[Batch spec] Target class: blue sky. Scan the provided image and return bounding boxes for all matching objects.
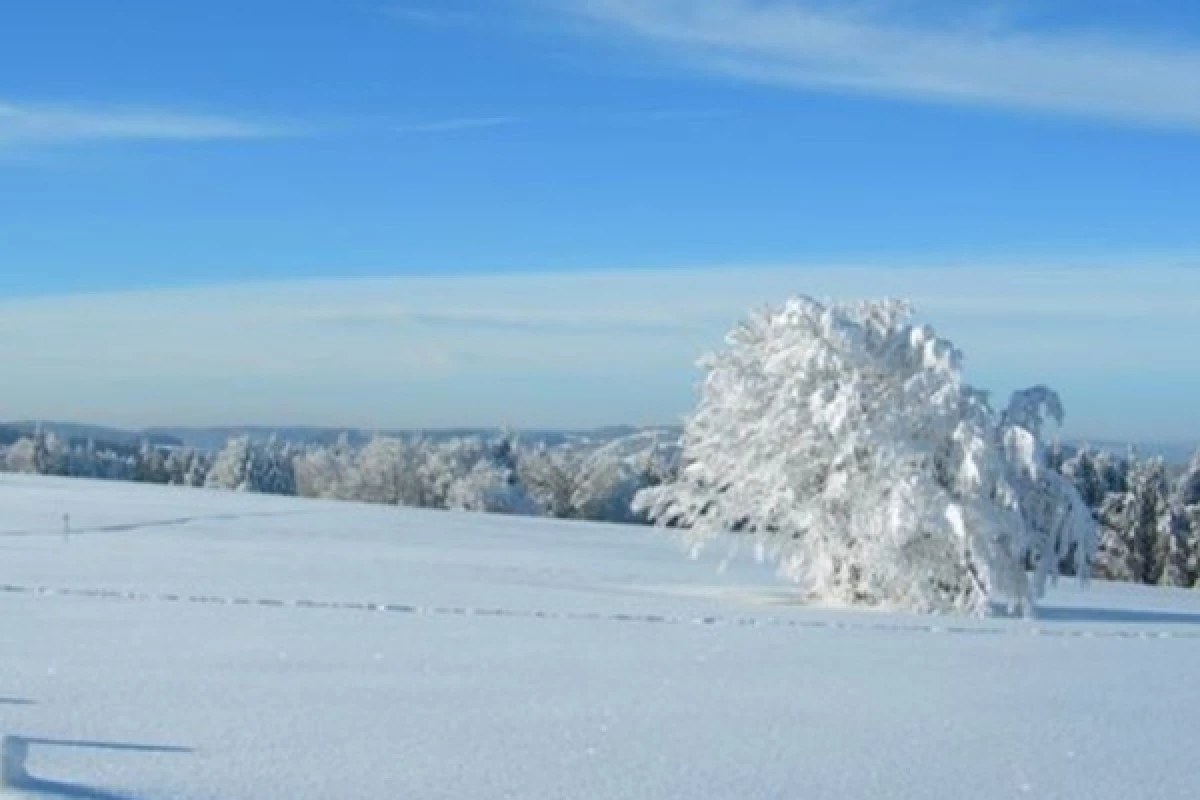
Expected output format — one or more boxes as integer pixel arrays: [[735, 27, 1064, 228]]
[[2, 0, 1199, 442]]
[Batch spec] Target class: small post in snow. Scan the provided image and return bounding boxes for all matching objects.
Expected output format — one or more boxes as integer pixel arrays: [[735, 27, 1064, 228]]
[[0, 735, 29, 787], [62, 513, 70, 543]]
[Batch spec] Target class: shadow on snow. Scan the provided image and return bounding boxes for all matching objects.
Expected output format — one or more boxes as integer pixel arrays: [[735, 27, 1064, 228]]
[[1, 735, 193, 800], [1036, 605, 1200, 626]]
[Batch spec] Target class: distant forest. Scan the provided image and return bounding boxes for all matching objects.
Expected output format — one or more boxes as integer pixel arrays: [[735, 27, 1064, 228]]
[[2, 422, 1199, 591]]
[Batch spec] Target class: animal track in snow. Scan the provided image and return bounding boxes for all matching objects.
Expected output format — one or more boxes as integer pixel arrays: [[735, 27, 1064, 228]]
[[1, 582, 1198, 641], [0, 510, 309, 538]]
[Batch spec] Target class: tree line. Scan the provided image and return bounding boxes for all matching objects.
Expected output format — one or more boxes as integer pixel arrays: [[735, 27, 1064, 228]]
[[1057, 446, 1199, 587], [3, 422, 1198, 591], [0, 427, 678, 524]]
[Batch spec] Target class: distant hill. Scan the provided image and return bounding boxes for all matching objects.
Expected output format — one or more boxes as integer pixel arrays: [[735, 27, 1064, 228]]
[[0, 424, 23, 446], [145, 425, 669, 452], [4, 421, 1191, 463], [5, 421, 183, 449], [0, 422, 676, 453], [1064, 439, 1196, 465], [144, 426, 374, 452]]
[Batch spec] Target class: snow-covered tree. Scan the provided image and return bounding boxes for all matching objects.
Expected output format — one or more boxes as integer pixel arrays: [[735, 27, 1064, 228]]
[[998, 388, 1096, 586], [568, 432, 679, 523], [1061, 447, 1107, 510], [518, 445, 586, 519], [293, 433, 535, 513], [60, 439, 136, 482], [1093, 492, 1138, 583], [249, 436, 297, 496], [1092, 455, 1173, 584], [1175, 450, 1200, 509], [162, 447, 210, 487], [1184, 508, 1200, 587], [1174, 451, 1200, 586], [572, 453, 640, 522], [417, 437, 494, 509], [294, 434, 358, 500], [445, 459, 535, 514], [634, 296, 1095, 616], [3, 438, 38, 474], [356, 436, 423, 506], [206, 436, 252, 491], [134, 440, 169, 484], [0, 430, 69, 476], [206, 436, 296, 495], [1155, 506, 1192, 588], [66, 439, 100, 479], [32, 428, 68, 476]]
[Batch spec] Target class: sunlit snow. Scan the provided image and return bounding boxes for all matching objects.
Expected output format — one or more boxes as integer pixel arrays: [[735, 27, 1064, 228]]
[[2, 475, 1198, 799]]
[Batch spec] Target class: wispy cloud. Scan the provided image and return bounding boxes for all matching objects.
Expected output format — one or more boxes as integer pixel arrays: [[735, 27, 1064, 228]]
[[0, 264, 1197, 436], [560, 0, 1200, 130], [0, 101, 289, 148], [393, 115, 520, 134], [308, 305, 707, 335], [391, 108, 735, 135]]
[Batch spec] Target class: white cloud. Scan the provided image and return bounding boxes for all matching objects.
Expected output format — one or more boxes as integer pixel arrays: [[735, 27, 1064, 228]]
[[307, 304, 704, 334], [0, 264, 1196, 436], [0, 102, 289, 148], [562, 0, 1200, 130], [392, 109, 740, 135]]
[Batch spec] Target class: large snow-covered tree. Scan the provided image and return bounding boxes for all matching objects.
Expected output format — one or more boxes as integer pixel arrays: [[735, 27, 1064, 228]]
[[634, 296, 1095, 616]]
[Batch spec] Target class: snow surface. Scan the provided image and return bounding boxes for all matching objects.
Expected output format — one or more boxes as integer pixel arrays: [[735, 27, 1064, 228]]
[[2, 474, 1199, 799]]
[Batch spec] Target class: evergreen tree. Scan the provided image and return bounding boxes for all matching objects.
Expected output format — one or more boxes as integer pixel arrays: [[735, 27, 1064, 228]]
[[1176, 449, 1200, 508], [1093, 455, 1174, 585]]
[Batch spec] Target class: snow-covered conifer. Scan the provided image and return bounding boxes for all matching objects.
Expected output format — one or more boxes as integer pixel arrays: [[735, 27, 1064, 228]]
[[1176, 450, 1200, 509], [206, 436, 295, 495], [1155, 506, 1192, 587], [248, 436, 297, 496], [135, 440, 169, 484], [1061, 447, 1107, 510], [1093, 455, 1172, 584]]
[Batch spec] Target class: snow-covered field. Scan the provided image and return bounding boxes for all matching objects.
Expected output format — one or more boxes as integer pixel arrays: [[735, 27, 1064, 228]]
[[2, 475, 1199, 799]]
